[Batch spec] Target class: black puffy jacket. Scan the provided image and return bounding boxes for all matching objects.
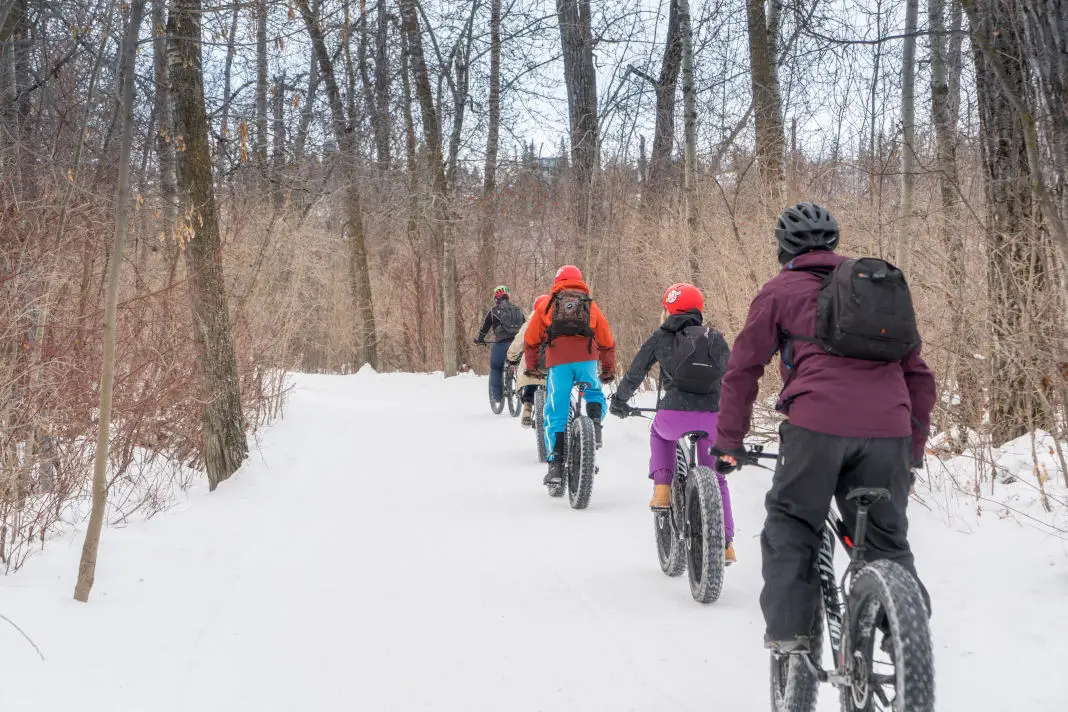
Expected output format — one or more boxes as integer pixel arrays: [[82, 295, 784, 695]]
[[613, 310, 730, 412], [477, 300, 524, 343]]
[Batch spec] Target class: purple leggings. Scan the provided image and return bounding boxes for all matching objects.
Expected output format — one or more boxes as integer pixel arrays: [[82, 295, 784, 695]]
[[649, 409, 734, 541]]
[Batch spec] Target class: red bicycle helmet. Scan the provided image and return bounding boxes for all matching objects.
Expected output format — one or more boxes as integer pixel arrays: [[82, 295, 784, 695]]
[[662, 283, 703, 314], [554, 265, 582, 284]]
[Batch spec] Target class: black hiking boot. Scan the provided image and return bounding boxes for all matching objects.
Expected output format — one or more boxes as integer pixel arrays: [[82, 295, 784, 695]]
[[543, 433, 567, 485], [586, 402, 603, 449]]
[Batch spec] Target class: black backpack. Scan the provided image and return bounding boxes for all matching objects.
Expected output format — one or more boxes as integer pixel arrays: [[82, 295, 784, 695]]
[[545, 289, 594, 344], [496, 302, 525, 337], [662, 326, 726, 395], [787, 258, 920, 362]]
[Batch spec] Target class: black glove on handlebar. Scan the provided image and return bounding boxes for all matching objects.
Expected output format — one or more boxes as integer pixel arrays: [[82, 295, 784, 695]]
[[710, 444, 748, 474], [608, 398, 629, 419]]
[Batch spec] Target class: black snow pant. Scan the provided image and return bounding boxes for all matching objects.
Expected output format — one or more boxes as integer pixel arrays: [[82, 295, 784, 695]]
[[521, 385, 537, 404], [760, 421, 930, 642]]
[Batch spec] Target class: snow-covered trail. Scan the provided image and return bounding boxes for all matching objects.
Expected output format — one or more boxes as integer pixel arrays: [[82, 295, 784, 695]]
[[0, 371, 1065, 711]]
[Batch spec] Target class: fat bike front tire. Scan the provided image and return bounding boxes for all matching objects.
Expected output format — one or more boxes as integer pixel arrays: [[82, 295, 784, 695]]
[[505, 368, 521, 417], [566, 415, 596, 510], [534, 387, 548, 463], [839, 560, 934, 712], [685, 466, 726, 603]]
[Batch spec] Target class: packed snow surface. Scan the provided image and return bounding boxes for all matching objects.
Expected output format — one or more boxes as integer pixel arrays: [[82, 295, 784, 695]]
[[0, 372, 1065, 710]]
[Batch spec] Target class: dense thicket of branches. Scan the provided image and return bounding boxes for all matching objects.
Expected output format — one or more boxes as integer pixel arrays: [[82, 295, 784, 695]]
[[0, 0, 1066, 565]]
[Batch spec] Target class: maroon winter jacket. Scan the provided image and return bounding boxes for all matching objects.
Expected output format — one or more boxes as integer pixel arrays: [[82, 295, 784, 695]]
[[716, 250, 936, 461]]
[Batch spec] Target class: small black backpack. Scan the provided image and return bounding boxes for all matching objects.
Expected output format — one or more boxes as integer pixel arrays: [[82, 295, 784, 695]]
[[787, 257, 920, 362], [662, 326, 727, 395], [496, 302, 525, 337], [546, 289, 594, 343]]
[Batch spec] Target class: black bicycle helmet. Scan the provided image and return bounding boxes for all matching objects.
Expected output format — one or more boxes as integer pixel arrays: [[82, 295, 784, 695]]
[[775, 202, 840, 262]]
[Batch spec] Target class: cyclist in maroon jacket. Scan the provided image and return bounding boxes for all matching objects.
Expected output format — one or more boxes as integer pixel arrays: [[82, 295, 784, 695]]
[[713, 203, 936, 654]]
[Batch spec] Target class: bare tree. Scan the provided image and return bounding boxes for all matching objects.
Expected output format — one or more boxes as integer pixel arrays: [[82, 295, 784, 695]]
[[74, 0, 147, 603], [254, 0, 269, 169], [296, 0, 379, 369], [217, 1, 240, 177], [897, 0, 918, 271], [557, 0, 598, 241], [152, 0, 178, 282], [633, 0, 682, 208], [477, 0, 502, 302], [680, 0, 699, 280], [372, 0, 391, 169], [968, 0, 1054, 443], [168, 0, 250, 488], [746, 0, 784, 188], [399, 0, 459, 376]]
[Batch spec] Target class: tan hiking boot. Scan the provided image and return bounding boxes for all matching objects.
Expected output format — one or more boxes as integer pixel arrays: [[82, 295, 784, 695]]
[[649, 484, 671, 509], [725, 542, 737, 566], [521, 403, 533, 427]]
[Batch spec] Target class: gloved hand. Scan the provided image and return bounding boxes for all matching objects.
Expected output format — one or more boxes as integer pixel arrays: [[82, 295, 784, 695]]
[[507, 357, 521, 366], [525, 368, 544, 379], [609, 398, 629, 419], [473, 337, 485, 345], [710, 444, 748, 474], [600, 369, 615, 384]]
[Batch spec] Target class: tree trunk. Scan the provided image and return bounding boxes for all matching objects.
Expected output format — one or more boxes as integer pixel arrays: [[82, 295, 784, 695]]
[[557, 0, 598, 242], [152, 0, 178, 281], [897, 0, 918, 271], [969, 0, 1053, 443], [254, 0, 269, 169], [679, 0, 699, 281], [372, 0, 391, 169], [930, 0, 973, 426], [168, 0, 249, 489], [399, 0, 458, 377], [398, 20, 426, 368], [477, 0, 502, 306], [746, 0, 784, 187], [293, 7, 320, 164], [643, 0, 683, 208], [1018, 0, 1068, 250], [271, 71, 286, 207], [446, 4, 478, 188], [296, 0, 379, 369], [74, 0, 147, 603], [217, 1, 239, 178]]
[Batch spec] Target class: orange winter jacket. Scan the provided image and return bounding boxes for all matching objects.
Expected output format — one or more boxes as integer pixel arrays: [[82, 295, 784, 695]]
[[524, 279, 616, 372]]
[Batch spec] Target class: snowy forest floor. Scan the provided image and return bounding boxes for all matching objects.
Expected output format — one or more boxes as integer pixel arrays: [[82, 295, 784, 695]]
[[0, 371, 1065, 711]]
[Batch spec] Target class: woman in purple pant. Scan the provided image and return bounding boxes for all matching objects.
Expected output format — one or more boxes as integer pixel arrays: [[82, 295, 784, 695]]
[[609, 283, 737, 562]]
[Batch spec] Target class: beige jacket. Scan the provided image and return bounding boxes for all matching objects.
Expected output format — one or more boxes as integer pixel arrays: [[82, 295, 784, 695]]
[[507, 315, 546, 389]]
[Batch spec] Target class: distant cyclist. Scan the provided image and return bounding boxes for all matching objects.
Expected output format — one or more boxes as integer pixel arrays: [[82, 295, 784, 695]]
[[610, 283, 737, 563], [524, 266, 615, 486], [474, 286, 525, 406]]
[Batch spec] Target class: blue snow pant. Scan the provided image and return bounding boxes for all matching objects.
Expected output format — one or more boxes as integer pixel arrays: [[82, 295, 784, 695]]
[[488, 339, 512, 401], [544, 360, 606, 460]]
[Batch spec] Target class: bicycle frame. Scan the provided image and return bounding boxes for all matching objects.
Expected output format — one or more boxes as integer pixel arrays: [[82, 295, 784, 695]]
[[810, 500, 883, 685], [568, 382, 588, 425]]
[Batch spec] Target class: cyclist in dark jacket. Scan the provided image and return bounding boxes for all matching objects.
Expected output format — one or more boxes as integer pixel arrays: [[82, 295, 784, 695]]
[[474, 286, 524, 403], [712, 203, 936, 654], [610, 283, 737, 562]]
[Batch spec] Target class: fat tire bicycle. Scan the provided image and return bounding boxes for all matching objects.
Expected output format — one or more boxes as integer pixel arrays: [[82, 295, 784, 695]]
[[729, 447, 935, 712], [628, 407, 727, 604]]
